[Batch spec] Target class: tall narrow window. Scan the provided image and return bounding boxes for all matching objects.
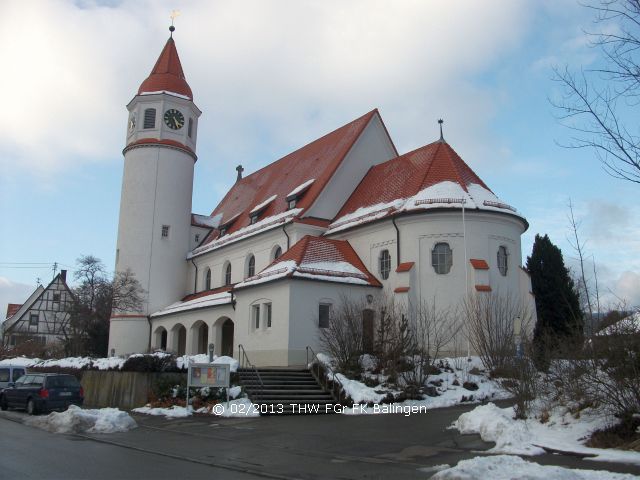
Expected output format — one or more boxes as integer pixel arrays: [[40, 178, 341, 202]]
[[161, 225, 170, 238], [252, 304, 261, 329], [431, 242, 453, 274], [224, 263, 232, 286], [247, 255, 255, 277], [143, 108, 156, 129], [379, 249, 391, 280], [273, 246, 282, 260], [29, 313, 39, 326], [188, 118, 193, 138], [266, 303, 272, 328], [205, 268, 211, 290], [318, 303, 331, 328], [497, 246, 508, 276]]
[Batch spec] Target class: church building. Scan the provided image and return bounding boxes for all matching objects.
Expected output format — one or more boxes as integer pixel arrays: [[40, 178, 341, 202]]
[[108, 30, 535, 366]]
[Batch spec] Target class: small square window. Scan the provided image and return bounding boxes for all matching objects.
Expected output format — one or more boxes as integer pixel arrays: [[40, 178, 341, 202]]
[[250, 215, 258, 225], [53, 293, 61, 302], [161, 225, 170, 238], [319, 303, 331, 328], [288, 199, 296, 210], [266, 303, 272, 328], [29, 313, 39, 326], [220, 228, 227, 237]]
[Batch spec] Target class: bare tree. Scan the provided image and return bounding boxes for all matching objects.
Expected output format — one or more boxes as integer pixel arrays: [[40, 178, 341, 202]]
[[402, 300, 462, 388], [552, 0, 640, 184], [463, 292, 532, 374]]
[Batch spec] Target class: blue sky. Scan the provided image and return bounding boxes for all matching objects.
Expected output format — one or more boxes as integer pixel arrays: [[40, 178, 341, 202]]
[[1, 0, 639, 316]]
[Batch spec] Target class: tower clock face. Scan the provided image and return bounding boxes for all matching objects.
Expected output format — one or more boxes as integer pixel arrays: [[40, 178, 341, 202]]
[[163, 109, 185, 130]]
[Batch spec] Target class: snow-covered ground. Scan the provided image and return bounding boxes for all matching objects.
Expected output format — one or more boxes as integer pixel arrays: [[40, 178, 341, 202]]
[[431, 455, 638, 480], [133, 398, 259, 419], [316, 354, 509, 415], [453, 402, 640, 465], [25, 405, 137, 434]]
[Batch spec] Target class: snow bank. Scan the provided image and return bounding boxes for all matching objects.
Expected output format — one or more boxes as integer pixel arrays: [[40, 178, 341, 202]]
[[432, 455, 638, 480], [132, 405, 192, 418], [26, 405, 137, 434], [175, 354, 238, 372], [453, 403, 640, 465]]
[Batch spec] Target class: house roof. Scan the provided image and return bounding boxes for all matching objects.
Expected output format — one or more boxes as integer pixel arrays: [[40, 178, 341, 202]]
[[191, 109, 379, 256], [5, 303, 22, 320], [236, 235, 382, 288], [150, 289, 232, 318], [329, 140, 525, 234], [138, 37, 193, 100]]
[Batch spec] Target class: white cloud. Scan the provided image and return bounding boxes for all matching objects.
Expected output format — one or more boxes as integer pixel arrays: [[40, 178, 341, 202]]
[[1, 0, 533, 180], [0, 277, 35, 325]]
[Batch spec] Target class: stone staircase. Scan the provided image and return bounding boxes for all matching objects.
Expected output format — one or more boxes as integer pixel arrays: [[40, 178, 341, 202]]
[[237, 367, 336, 415]]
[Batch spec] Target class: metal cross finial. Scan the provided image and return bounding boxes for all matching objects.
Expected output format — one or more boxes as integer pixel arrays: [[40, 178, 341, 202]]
[[169, 9, 181, 36], [236, 164, 244, 182], [438, 119, 444, 142]]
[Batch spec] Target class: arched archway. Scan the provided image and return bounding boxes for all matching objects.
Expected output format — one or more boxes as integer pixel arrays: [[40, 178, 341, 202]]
[[171, 324, 187, 355], [190, 320, 209, 354], [154, 326, 168, 350], [214, 317, 234, 357]]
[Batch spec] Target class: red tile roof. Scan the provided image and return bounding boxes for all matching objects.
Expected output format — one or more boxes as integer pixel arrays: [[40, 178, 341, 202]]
[[181, 285, 233, 302], [138, 37, 193, 100], [238, 235, 382, 288], [475, 285, 492, 292], [394, 286, 410, 293], [336, 140, 489, 220], [396, 262, 415, 273], [200, 110, 378, 245], [5, 303, 22, 319], [470, 259, 489, 270]]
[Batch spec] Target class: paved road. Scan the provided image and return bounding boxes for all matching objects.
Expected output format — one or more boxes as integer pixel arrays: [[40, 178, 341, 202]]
[[1, 405, 639, 479]]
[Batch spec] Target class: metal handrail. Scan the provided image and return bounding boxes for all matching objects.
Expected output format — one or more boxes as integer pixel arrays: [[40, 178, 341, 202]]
[[306, 346, 347, 405], [238, 344, 264, 394]]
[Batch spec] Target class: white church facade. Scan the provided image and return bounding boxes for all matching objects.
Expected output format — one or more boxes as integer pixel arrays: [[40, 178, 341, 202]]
[[108, 31, 535, 366]]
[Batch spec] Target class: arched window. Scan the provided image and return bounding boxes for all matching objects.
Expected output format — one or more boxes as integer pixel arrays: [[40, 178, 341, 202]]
[[497, 246, 508, 276], [224, 262, 232, 286], [247, 255, 255, 278], [273, 245, 282, 260], [143, 108, 156, 129], [379, 249, 391, 280], [431, 243, 453, 274], [204, 268, 211, 290]]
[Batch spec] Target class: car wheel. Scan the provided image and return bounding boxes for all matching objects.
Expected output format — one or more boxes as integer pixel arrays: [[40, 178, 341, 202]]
[[26, 399, 38, 415], [0, 395, 7, 411]]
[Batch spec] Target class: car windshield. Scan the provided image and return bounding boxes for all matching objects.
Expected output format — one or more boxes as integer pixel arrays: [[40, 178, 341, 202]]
[[46, 376, 80, 388]]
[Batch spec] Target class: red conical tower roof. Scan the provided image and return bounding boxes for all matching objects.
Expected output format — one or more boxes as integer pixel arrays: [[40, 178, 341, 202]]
[[138, 36, 193, 100]]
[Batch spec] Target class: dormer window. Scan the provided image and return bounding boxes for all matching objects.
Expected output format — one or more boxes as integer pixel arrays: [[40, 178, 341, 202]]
[[219, 227, 227, 237], [250, 214, 259, 225], [288, 199, 296, 210], [249, 195, 276, 223], [286, 179, 314, 210]]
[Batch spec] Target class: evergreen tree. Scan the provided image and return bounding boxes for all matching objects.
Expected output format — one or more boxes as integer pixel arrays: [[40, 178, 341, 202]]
[[526, 234, 583, 364]]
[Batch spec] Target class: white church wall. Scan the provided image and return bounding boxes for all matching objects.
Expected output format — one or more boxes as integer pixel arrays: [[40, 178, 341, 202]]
[[288, 281, 378, 365], [305, 114, 397, 220], [234, 282, 291, 366]]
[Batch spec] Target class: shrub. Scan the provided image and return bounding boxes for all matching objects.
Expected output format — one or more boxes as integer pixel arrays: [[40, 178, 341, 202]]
[[121, 354, 179, 372]]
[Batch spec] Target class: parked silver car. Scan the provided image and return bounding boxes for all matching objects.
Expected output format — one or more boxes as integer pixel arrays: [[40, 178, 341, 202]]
[[0, 365, 26, 389]]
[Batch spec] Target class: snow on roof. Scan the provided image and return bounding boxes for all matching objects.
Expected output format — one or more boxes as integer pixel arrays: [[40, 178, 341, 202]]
[[139, 90, 191, 100], [235, 236, 381, 288], [150, 290, 232, 318], [329, 141, 525, 234], [189, 209, 302, 258], [249, 194, 277, 215], [191, 213, 222, 229], [595, 311, 640, 336], [286, 178, 315, 199]]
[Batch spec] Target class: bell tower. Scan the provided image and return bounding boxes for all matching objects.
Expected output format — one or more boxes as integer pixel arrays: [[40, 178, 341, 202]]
[[108, 27, 202, 356]]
